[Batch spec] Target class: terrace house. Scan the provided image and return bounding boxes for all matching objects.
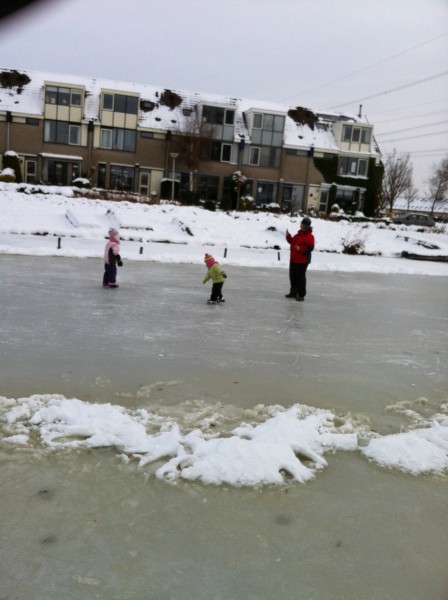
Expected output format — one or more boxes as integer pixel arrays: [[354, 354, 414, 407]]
[[0, 68, 382, 214]]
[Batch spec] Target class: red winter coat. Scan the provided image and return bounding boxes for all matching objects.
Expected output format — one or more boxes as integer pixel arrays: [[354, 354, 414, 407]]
[[286, 229, 315, 264]]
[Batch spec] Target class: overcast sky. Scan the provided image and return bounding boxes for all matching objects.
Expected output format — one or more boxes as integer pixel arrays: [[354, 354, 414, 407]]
[[1, 0, 447, 194]]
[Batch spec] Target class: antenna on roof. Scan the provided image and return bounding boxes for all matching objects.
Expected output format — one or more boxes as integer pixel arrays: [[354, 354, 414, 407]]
[[358, 104, 363, 118]]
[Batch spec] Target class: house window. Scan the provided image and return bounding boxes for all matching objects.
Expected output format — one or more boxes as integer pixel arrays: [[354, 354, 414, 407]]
[[45, 86, 83, 107], [260, 146, 281, 168], [342, 125, 352, 142], [110, 165, 135, 191], [358, 159, 368, 176], [100, 129, 112, 148], [249, 146, 260, 165], [225, 110, 235, 125], [361, 128, 371, 144], [71, 90, 82, 106], [44, 120, 80, 145], [210, 141, 232, 162], [100, 128, 136, 151], [342, 124, 372, 145], [141, 131, 154, 138], [114, 94, 138, 115], [97, 163, 106, 188], [252, 113, 284, 133], [256, 182, 276, 205], [25, 159, 37, 183], [198, 175, 219, 201], [103, 93, 114, 110], [338, 156, 369, 177], [221, 143, 232, 162], [26, 118, 39, 126], [69, 125, 81, 145], [202, 106, 235, 125], [253, 113, 263, 129]]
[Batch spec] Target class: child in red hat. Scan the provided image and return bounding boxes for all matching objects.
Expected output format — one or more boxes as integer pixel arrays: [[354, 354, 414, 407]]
[[203, 253, 227, 304]]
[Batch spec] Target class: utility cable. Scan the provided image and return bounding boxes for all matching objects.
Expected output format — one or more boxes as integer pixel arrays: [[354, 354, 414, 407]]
[[281, 32, 448, 102], [375, 120, 448, 137], [329, 70, 448, 110], [378, 130, 448, 143], [375, 110, 448, 125]]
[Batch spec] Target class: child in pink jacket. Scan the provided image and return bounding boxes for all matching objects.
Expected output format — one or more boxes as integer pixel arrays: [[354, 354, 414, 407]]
[[103, 228, 123, 288]]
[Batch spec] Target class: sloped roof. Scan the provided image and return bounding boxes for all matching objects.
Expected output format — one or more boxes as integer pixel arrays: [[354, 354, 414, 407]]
[[0, 66, 365, 152], [394, 196, 448, 213]]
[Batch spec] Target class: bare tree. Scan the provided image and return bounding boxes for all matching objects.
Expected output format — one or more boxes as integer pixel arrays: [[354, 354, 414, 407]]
[[403, 183, 419, 212], [173, 106, 214, 193], [427, 155, 448, 217], [380, 150, 413, 215]]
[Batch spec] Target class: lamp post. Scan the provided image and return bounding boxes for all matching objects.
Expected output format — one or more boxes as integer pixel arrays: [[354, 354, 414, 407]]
[[169, 152, 179, 201]]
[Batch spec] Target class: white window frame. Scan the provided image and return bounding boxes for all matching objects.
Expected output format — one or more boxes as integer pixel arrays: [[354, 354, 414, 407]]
[[253, 113, 263, 129], [249, 146, 260, 166], [221, 143, 232, 162], [100, 128, 112, 149], [68, 124, 81, 145]]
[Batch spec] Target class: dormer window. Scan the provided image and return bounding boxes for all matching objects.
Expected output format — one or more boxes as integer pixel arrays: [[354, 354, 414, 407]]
[[102, 93, 138, 115], [45, 86, 82, 107], [342, 124, 372, 145], [202, 105, 235, 125]]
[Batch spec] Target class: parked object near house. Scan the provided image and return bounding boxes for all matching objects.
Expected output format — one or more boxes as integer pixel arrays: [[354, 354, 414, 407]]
[[392, 213, 435, 227]]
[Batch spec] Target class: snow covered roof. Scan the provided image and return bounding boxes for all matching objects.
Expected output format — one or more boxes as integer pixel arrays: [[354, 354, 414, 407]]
[[393, 196, 448, 214], [0, 67, 363, 152]]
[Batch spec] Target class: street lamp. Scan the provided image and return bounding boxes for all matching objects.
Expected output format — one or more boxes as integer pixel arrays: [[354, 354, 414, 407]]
[[169, 152, 179, 201]]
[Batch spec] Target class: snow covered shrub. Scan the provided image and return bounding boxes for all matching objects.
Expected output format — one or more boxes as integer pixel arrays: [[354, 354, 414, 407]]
[[0, 167, 15, 182], [239, 196, 255, 212], [2, 151, 22, 183], [203, 200, 216, 211], [72, 177, 91, 189], [341, 230, 366, 254]]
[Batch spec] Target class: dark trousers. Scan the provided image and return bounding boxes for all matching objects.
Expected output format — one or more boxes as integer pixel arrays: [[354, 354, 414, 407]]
[[289, 262, 308, 298], [103, 263, 117, 285], [211, 282, 224, 301]]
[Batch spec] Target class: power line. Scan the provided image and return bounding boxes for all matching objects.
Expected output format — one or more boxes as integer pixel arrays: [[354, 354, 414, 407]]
[[281, 31, 448, 102], [401, 149, 448, 157], [329, 70, 448, 110], [367, 98, 448, 116], [375, 110, 448, 125], [375, 120, 448, 137], [378, 130, 448, 143]]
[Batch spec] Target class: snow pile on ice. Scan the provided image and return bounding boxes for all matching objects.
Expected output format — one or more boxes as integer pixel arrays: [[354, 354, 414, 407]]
[[1, 395, 447, 486]]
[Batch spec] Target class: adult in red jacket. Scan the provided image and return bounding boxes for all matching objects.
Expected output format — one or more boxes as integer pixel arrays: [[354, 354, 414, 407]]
[[285, 217, 315, 301]]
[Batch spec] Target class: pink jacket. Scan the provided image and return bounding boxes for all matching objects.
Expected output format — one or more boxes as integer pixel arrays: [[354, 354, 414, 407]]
[[104, 236, 120, 264]]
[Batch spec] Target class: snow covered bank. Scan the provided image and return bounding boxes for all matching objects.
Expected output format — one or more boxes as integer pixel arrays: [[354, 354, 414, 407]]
[[1, 184, 448, 276]]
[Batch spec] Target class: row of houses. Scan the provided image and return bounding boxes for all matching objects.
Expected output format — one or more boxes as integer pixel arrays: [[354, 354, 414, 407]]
[[0, 68, 383, 214]]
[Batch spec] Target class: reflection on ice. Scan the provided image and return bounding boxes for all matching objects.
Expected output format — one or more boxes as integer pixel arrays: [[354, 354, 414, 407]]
[[1, 394, 447, 485]]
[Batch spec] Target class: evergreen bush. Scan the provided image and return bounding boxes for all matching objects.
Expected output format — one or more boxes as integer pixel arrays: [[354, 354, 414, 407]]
[[2, 151, 22, 183], [161, 179, 180, 200]]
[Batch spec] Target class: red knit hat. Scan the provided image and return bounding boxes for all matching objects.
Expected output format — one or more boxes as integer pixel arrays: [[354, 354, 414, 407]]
[[204, 253, 214, 262]]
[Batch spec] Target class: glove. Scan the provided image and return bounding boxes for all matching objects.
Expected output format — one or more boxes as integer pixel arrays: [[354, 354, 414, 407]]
[[222, 273, 227, 279], [117, 260, 123, 267]]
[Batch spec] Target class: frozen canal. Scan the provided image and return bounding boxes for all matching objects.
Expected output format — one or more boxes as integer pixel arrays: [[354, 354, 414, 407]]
[[1, 255, 447, 600]]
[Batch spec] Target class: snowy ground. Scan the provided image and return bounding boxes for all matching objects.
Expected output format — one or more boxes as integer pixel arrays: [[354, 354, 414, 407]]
[[1, 182, 448, 276]]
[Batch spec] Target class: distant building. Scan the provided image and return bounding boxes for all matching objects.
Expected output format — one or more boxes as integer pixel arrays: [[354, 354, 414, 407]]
[[393, 197, 448, 220], [0, 67, 382, 214]]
